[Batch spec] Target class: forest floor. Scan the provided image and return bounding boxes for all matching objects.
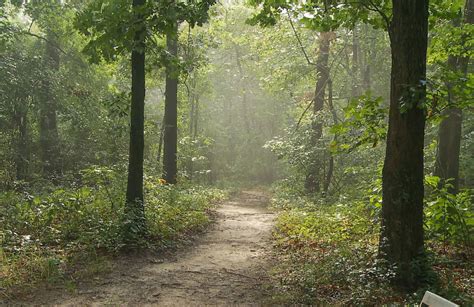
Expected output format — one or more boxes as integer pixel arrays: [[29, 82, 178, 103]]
[[11, 190, 276, 306]]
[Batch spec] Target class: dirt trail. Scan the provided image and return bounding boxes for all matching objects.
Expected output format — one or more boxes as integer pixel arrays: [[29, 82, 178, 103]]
[[18, 190, 275, 306]]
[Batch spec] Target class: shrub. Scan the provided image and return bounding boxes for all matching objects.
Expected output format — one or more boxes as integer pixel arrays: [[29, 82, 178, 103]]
[[0, 166, 225, 297]]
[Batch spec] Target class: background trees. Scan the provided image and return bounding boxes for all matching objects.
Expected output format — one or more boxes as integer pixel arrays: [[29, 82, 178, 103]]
[[0, 0, 472, 304], [434, 0, 474, 193], [163, 3, 179, 184]]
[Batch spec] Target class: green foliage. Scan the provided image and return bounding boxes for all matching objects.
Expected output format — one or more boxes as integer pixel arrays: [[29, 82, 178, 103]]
[[75, 0, 217, 63], [267, 185, 473, 305], [248, 0, 390, 31], [264, 128, 316, 175], [425, 176, 473, 247], [330, 93, 387, 153], [145, 180, 224, 246], [179, 135, 214, 181], [0, 0, 473, 303], [269, 191, 397, 305], [0, 166, 226, 296]]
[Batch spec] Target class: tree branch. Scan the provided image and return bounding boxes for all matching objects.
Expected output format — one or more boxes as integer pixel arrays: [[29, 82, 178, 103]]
[[287, 11, 316, 66], [18, 31, 67, 55], [293, 42, 348, 132], [362, 0, 391, 30]]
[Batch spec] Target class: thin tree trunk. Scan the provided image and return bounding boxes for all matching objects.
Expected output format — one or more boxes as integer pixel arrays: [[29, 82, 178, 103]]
[[163, 19, 179, 184], [15, 103, 29, 180], [234, 45, 250, 134], [362, 24, 372, 92], [351, 26, 360, 98], [305, 32, 331, 194], [40, 32, 60, 178], [434, 0, 473, 193], [193, 96, 199, 139], [187, 74, 196, 180], [124, 0, 147, 240], [379, 0, 429, 290], [157, 114, 165, 164], [324, 79, 337, 193]]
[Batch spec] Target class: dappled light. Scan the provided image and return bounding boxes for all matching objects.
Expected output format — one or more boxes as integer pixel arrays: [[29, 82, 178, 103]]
[[0, 0, 472, 305]]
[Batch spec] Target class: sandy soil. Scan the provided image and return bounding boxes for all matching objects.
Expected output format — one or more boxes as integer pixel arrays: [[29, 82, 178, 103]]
[[11, 190, 275, 306]]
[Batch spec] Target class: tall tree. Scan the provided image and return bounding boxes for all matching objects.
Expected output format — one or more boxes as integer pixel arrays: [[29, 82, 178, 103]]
[[163, 18, 179, 184], [76, 0, 216, 230], [434, 0, 473, 193], [15, 98, 29, 180], [39, 31, 61, 177], [124, 0, 147, 239], [380, 0, 429, 290], [305, 32, 331, 194]]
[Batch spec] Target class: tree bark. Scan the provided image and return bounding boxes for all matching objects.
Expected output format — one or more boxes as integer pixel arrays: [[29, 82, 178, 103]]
[[125, 0, 147, 239], [362, 24, 372, 92], [157, 114, 165, 164], [379, 0, 429, 290], [324, 79, 336, 194], [305, 32, 331, 194], [194, 97, 199, 140], [39, 32, 60, 178], [434, 0, 473, 193], [187, 73, 196, 180], [163, 19, 179, 184], [351, 26, 360, 98], [15, 104, 29, 180]]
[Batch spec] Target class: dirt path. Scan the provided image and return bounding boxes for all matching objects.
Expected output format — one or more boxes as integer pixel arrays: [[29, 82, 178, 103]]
[[18, 190, 275, 306]]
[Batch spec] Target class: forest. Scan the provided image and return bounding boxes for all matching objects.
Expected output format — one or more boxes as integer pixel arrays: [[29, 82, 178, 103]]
[[0, 0, 473, 305]]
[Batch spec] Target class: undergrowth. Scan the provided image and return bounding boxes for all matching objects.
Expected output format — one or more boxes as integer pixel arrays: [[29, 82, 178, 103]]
[[0, 166, 226, 299], [268, 180, 473, 305]]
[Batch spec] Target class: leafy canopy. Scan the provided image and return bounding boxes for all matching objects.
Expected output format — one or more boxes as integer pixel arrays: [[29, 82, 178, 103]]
[[75, 0, 216, 63]]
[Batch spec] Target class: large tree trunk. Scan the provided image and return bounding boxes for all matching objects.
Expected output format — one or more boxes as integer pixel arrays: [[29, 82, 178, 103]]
[[39, 32, 60, 178], [305, 32, 331, 194], [124, 0, 147, 240], [434, 0, 473, 193], [163, 20, 179, 184], [379, 0, 429, 290]]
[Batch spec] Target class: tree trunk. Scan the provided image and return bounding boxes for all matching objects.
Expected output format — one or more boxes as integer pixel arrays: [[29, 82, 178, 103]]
[[163, 19, 179, 184], [305, 32, 331, 194], [362, 24, 372, 92], [157, 114, 165, 164], [15, 104, 29, 180], [234, 45, 250, 134], [379, 0, 429, 290], [124, 0, 147, 240], [187, 73, 196, 180], [39, 32, 60, 178], [194, 97, 199, 140], [351, 26, 360, 98], [434, 0, 473, 193], [324, 79, 336, 194]]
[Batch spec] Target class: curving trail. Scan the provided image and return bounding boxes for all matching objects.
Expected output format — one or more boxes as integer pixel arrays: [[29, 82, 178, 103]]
[[17, 190, 275, 306]]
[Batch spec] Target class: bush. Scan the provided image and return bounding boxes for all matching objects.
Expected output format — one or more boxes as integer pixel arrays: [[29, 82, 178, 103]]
[[267, 184, 473, 305], [424, 176, 473, 247], [0, 166, 226, 297]]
